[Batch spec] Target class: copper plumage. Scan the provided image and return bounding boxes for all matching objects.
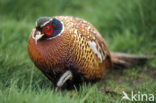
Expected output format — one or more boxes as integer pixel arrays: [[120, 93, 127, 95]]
[[28, 16, 112, 89]]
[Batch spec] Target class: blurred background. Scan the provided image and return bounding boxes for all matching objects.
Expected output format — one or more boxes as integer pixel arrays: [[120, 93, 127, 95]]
[[0, 0, 156, 103]]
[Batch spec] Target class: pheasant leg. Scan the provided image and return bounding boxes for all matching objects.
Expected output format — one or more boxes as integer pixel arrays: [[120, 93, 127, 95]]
[[56, 70, 72, 91]]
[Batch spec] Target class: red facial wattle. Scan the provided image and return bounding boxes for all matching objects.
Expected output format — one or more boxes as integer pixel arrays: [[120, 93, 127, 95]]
[[41, 24, 53, 36]]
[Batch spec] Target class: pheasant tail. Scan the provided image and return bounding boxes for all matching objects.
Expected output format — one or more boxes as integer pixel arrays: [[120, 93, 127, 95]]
[[111, 52, 156, 68]]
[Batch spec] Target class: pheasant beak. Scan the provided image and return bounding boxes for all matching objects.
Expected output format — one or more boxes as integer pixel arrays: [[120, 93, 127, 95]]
[[35, 31, 44, 44]]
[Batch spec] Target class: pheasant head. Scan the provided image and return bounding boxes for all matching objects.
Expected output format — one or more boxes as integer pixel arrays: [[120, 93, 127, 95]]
[[33, 17, 64, 44]]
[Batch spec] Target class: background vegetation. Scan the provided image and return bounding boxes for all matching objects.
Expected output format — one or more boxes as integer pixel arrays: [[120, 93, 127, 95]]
[[0, 0, 156, 102]]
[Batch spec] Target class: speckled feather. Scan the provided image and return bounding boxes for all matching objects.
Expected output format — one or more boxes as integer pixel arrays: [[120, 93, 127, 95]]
[[28, 16, 111, 82]]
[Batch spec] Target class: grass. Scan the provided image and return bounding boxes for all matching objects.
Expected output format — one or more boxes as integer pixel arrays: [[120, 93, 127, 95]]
[[0, 0, 156, 102]]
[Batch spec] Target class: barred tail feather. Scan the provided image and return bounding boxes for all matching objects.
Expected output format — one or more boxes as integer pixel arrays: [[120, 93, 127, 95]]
[[110, 52, 156, 68]]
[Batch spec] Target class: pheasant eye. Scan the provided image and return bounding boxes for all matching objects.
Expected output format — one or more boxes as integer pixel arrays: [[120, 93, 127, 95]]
[[46, 26, 50, 30], [42, 24, 53, 36]]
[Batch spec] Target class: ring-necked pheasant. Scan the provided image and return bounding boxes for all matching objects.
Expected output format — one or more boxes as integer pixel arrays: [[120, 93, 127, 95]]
[[28, 16, 150, 90]]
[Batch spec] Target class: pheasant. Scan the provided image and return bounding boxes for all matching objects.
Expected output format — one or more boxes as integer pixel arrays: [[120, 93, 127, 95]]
[[28, 16, 150, 90]]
